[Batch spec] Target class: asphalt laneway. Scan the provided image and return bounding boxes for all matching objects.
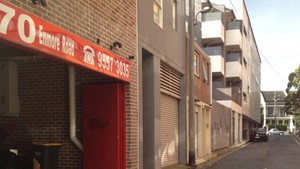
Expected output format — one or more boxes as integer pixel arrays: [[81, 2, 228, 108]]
[[199, 135, 300, 169]]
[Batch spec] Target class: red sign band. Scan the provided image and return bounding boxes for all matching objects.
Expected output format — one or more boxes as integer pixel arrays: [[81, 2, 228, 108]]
[[0, 1, 130, 82]]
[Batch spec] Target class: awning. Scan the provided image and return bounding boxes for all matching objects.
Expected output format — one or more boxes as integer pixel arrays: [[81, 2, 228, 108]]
[[0, 1, 130, 82]]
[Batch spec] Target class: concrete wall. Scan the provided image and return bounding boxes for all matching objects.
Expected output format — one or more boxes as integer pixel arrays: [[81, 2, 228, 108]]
[[138, 0, 187, 168], [138, 0, 186, 72], [211, 101, 231, 150], [241, 0, 261, 123]]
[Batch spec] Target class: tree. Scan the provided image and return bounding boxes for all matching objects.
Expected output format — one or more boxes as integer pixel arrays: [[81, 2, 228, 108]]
[[285, 64, 300, 116]]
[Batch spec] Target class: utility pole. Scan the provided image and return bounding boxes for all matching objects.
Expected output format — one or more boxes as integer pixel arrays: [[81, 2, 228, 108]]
[[273, 92, 278, 128], [188, 0, 196, 167], [188, 0, 212, 167]]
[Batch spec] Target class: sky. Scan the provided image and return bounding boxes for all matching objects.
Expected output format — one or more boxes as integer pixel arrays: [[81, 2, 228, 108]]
[[244, 0, 300, 91]]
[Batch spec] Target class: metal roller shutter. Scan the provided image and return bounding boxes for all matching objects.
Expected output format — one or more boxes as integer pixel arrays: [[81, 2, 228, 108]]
[[160, 93, 179, 167]]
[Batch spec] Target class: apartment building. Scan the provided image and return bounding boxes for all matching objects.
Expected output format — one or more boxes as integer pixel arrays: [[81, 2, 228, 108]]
[[0, 1, 137, 169], [261, 91, 295, 133], [200, 0, 261, 149]]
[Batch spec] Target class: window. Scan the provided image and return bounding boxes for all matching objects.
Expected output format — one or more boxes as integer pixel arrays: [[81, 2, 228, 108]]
[[194, 53, 199, 76], [267, 107, 274, 115], [280, 107, 285, 116], [154, 0, 163, 27], [243, 58, 247, 68], [202, 59, 208, 81], [206, 62, 210, 84], [172, 0, 177, 30], [243, 92, 247, 102]]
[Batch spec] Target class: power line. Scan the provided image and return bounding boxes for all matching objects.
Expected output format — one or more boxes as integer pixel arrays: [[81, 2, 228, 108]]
[[222, 0, 288, 88], [258, 48, 288, 84], [229, 0, 241, 19]]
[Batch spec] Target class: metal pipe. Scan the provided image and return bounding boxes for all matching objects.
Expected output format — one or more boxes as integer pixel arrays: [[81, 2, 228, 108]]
[[69, 65, 83, 152]]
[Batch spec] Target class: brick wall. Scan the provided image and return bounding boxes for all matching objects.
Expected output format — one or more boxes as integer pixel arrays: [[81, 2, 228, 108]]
[[2, 0, 138, 168]]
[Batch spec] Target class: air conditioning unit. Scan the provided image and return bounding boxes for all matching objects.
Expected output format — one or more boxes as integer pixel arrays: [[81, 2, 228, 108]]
[[0, 61, 19, 116]]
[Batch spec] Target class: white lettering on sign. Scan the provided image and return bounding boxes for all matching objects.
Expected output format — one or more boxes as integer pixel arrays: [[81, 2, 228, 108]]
[[0, 2, 130, 81], [116, 60, 129, 78], [96, 51, 129, 78], [0, 3, 35, 44], [18, 14, 35, 43], [39, 25, 60, 51], [62, 35, 74, 56], [0, 3, 15, 34], [97, 52, 113, 72]]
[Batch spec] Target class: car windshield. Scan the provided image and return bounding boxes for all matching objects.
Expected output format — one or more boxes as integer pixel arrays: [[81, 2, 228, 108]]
[[256, 128, 265, 132]]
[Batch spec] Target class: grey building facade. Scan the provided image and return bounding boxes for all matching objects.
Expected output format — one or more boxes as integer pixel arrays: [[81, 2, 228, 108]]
[[138, 0, 187, 168]]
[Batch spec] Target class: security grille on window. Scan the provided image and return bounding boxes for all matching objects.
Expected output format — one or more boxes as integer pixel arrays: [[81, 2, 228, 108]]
[[154, 0, 163, 27]]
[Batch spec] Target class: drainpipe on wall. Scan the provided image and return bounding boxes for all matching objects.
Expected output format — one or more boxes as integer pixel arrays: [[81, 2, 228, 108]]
[[69, 65, 83, 152]]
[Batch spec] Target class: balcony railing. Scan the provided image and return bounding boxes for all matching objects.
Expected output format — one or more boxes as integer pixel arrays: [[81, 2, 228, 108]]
[[201, 12, 225, 45], [213, 86, 242, 106], [266, 114, 290, 117], [225, 21, 242, 52], [225, 53, 242, 81], [203, 46, 224, 76]]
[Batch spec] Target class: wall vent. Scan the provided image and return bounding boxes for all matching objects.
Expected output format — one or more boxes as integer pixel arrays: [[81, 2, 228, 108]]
[[160, 62, 181, 98]]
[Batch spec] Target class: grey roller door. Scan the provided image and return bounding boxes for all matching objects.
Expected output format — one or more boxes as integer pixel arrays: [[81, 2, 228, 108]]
[[160, 93, 179, 167]]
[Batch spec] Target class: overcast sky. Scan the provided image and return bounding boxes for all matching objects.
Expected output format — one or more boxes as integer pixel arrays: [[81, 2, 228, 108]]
[[244, 0, 300, 91]]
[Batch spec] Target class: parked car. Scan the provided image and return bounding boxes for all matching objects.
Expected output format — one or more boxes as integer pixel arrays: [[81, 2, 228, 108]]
[[249, 128, 268, 142], [267, 128, 284, 135]]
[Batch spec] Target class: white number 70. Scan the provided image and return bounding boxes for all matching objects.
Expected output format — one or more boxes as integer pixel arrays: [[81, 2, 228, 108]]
[[0, 2, 35, 43]]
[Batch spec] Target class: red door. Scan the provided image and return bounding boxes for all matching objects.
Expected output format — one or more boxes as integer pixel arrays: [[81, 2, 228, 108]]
[[83, 83, 125, 169]]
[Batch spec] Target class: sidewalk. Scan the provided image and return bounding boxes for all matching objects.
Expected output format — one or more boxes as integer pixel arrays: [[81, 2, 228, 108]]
[[292, 134, 300, 145], [163, 141, 249, 169]]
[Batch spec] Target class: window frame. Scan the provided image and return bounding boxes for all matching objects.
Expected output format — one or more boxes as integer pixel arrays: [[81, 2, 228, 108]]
[[172, 0, 177, 30], [154, 0, 163, 28], [194, 52, 200, 76], [202, 59, 208, 82]]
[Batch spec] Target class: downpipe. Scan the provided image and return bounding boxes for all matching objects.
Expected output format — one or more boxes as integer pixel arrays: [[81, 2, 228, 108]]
[[69, 65, 83, 152]]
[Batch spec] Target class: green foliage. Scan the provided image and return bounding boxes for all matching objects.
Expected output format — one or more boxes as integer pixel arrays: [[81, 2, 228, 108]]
[[268, 124, 287, 131], [294, 114, 300, 129], [285, 65, 300, 115]]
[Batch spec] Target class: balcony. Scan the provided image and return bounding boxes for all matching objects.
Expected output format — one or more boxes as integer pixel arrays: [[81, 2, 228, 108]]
[[225, 53, 242, 81], [225, 21, 242, 52], [213, 86, 242, 107], [201, 12, 225, 45], [203, 46, 224, 76]]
